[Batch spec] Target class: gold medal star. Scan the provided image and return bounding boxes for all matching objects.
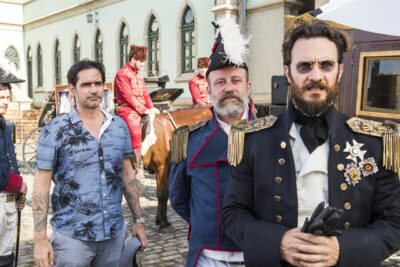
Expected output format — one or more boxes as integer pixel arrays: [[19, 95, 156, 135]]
[[343, 139, 366, 162]]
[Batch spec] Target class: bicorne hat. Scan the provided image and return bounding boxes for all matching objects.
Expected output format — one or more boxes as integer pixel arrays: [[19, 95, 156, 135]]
[[206, 16, 251, 77], [0, 63, 24, 84]]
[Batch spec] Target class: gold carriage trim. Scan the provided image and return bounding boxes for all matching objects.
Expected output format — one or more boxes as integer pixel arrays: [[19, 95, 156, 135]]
[[170, 120, 209, 163], [228, 115, 277, 167], [346, 117, 400, 174]]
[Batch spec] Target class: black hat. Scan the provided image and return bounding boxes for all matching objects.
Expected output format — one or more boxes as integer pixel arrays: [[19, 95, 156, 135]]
[[0, 64, 24, 84], [206, 17, 251, 77]]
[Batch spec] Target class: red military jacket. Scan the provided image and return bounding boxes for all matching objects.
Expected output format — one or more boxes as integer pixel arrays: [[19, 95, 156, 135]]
[[189, 74, 210, 106], [114, 63, 153, 115]]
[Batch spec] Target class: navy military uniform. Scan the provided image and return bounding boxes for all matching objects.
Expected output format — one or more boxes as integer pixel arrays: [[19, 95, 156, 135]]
[[222, 104, 400, 267], [0, 65, 25, 267], [0, 121, 19, 188], [170, 110, 254, 267]]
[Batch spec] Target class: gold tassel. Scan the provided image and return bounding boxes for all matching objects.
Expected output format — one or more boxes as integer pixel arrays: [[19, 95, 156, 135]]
[[347, 117, 400, 175], [228, 120, 248, 166], [171, 126, 189, 163], [382, 124, 400, 174]]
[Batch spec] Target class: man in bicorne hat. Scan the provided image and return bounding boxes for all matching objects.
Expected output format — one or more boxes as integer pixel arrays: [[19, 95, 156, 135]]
[[0, 65, 26, 267], [114, 45, 159, 181], [189, 57, 211, 107], [169, 17, 255, 267]]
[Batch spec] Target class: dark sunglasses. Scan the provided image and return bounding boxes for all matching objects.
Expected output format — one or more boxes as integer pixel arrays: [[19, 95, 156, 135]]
[[294, 60, 337, 74]]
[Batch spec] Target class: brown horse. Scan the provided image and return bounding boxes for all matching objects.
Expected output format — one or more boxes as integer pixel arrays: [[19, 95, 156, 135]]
[[143, 107, 212, 231]]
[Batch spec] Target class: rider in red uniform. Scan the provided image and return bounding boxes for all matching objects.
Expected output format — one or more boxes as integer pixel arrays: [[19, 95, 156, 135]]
[[114, 45, 159, 181], [189, 57, 211, 107]]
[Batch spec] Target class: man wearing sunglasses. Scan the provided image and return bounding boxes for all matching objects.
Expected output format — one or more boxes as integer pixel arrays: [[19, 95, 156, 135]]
[[222, 21, 400, 267]]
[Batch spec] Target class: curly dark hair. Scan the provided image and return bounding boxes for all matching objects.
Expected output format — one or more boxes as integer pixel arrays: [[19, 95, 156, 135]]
[[282, 20, 350, 65]]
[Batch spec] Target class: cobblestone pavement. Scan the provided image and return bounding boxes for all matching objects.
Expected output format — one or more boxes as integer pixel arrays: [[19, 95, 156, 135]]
[[12, 144, 400, 266]]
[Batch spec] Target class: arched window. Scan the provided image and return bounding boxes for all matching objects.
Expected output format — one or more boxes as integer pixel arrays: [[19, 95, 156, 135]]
[[27, 47, 33, 98], [181, 6, 195, 73], [73, 35, 80, 63], [5, 46, 19, 70], [95, 29, 103, 63], [37, 44, 43, 87], [148, 14, 160, 77], [55, 39, 61, 85], [119, 23, 129, 68]]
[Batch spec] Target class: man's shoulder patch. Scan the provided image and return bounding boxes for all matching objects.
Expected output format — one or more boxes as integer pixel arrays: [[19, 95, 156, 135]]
[[347, 117, 400, 174], [228, 115, 277, 166], [170, 119, 209, 163]]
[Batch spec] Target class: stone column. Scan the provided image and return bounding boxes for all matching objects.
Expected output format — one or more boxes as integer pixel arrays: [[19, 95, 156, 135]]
[[211, 0, 239, 20]]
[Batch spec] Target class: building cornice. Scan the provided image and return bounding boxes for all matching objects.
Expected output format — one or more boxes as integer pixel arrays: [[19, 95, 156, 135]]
[[0, 0, 24, 4], [247, 0, 303, 14], [23, 0, 121, 30], [0, 23, 23, 31]]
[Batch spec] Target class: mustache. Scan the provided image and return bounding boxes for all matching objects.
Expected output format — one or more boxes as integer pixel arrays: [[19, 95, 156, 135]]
[[219, 92, 243, 104], [304, 81, 327, 90]]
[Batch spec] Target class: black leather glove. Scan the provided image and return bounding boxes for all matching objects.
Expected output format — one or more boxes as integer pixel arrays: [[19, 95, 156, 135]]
[[301, 201, 345, 236]]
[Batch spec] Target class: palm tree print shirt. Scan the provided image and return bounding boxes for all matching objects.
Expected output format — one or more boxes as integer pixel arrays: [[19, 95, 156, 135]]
[[36, 108, 133, 241]]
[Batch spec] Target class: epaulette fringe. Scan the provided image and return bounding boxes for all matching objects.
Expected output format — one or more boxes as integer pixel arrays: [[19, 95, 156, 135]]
[[170, 120, 209, 163], [228, 116, 277, 166], [347, 117, 400, 174]]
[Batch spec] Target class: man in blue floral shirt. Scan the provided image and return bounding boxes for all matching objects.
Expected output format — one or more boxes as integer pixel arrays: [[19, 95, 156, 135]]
[[32, 59, 147, 267]]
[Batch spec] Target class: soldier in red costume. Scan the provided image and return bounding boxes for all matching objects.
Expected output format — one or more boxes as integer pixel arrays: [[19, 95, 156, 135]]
[[114, 45, 159, 181], [189, 57, 211, 107]]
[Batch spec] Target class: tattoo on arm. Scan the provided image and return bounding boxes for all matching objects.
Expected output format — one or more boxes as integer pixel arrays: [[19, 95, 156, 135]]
[[32, 192, 49, 235], [124, 177, 143, 219]]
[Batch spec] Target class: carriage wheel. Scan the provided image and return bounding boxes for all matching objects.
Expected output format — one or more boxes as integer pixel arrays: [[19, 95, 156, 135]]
[[22, 127, 41, 174]]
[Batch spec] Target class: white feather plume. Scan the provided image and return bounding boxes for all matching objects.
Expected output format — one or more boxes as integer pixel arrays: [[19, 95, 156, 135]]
[[217, 16, 251, 66], [0, 59, 18, 76]]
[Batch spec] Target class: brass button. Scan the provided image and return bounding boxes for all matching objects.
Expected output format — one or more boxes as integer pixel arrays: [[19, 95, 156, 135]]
[[334, 144, 341, 152], [274, 195, 282, 203], [278, 158, 286, 165], [276, 215, 283, 223], [275, 177, 283, 184], [280, 141, 287, 149], [337, 164, 345, 171], [340, 183, 348, 191], [344, 221, 351, 229], [344, 202, 351, 210]]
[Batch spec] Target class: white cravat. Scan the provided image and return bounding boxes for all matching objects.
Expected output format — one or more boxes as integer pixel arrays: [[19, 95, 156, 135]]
[[289, 123, 329, 227]]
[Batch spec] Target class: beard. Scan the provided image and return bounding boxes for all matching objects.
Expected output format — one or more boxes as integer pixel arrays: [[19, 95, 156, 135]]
[[289, 74, 339, 117], [212, 91, 249, 118]]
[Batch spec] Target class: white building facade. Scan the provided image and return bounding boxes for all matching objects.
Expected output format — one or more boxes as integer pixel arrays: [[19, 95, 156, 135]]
[[1, 0, 324, 108], [23, 0, 216, 106]]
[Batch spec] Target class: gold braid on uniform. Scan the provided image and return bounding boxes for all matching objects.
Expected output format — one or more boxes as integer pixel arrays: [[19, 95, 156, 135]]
[[228, 115, 277, 167], [170, 120, 209, 163], [347, 117, 400, 174]]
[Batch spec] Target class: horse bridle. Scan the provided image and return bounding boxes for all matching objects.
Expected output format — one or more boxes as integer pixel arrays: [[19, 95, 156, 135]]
[[165, 111, 178, 130]]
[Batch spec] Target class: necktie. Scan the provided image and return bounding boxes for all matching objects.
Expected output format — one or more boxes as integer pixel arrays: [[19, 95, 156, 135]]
[[295, 109, 329, 153]]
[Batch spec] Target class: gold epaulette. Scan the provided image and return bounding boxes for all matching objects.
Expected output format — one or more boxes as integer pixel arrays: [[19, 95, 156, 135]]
[[170, 120, 209, 163], [228, 115, 277, 166], [347, 117, 400, 174]]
